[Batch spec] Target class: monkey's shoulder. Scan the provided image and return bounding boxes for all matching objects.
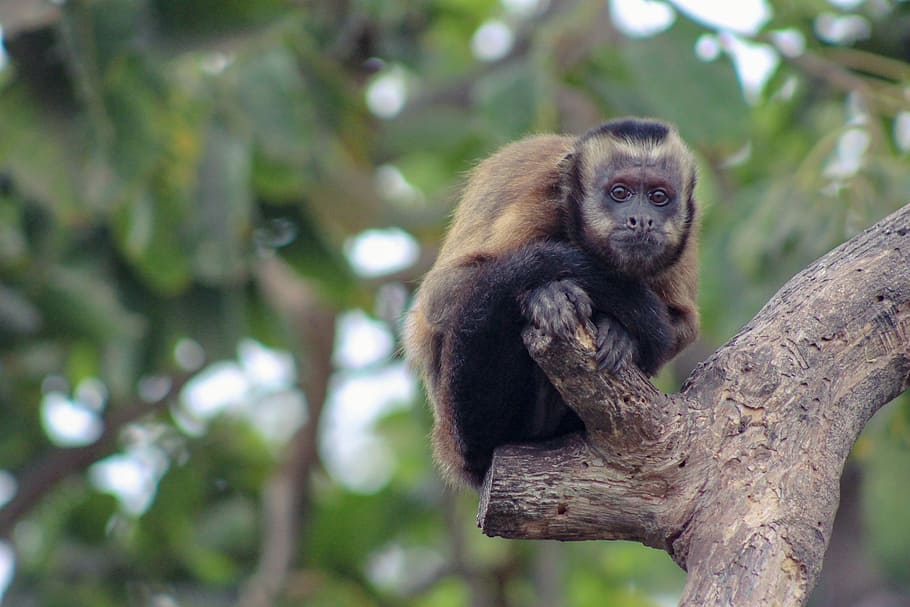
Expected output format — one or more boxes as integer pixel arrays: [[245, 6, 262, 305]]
[[437, 134, 574, 266], [461, 135, 571, 212]]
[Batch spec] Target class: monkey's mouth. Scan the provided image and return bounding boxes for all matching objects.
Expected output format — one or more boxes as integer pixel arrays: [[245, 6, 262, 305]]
[[612, 230, 666, 250], [607, 231, 670, 273]]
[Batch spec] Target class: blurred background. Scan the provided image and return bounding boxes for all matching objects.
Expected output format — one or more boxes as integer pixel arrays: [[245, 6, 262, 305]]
[[0, 0, 908, 605]]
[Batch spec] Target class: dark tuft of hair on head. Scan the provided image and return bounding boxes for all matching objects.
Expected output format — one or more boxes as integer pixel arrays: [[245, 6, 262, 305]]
[[584, 118, 671, 145]]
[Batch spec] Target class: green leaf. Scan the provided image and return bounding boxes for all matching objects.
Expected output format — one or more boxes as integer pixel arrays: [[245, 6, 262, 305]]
[[111, 188, 194, 294], [234, 47, 317, 164], [36, 265, 144, 342], [151, 0, 289, 39], [0, 284, 42, 337], [0, 85, 82, 214], [190, 119, 253, 284]]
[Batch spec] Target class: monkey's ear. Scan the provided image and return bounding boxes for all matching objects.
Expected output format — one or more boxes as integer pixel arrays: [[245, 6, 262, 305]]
[[557, 151, 575, 175]]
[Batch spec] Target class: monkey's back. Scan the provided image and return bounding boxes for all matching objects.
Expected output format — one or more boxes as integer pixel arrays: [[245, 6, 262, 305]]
[[436, 134, 574, 267]]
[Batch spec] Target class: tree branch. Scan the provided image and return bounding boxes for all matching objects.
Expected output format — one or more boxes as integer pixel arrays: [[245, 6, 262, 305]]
[[478, 203, 910, 607], [0, 372, 194, 539], [235, 257, 336, 607]]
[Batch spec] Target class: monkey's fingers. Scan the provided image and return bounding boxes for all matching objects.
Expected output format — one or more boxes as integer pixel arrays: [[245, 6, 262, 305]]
[[520, 279, 596, 340], [594, 316, 636, 373]]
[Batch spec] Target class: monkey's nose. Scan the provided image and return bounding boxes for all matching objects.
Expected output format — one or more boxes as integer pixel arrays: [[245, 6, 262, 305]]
[[626, 215, 654, 231]]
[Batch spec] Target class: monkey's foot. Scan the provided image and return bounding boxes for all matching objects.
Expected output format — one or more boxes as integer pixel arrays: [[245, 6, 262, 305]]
[[594, 315, 637, 373], [520, 279, 595, 341]]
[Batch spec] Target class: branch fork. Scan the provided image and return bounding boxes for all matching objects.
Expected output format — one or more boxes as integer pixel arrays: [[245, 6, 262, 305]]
[[477, 204, 910, 607]]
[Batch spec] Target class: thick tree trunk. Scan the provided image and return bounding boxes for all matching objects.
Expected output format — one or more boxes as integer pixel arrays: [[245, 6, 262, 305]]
[[477, 203, 910, 607]]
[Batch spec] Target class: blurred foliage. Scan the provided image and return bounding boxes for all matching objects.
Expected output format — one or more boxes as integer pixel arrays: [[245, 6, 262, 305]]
[[0, 0, 909, 605]]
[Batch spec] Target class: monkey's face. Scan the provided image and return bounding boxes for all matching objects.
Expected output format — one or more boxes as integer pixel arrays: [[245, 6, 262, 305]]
[[575, 157, 692, 277]]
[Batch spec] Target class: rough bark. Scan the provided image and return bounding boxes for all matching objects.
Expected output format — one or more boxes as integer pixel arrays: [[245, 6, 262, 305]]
[[478, 203, 910, 607]]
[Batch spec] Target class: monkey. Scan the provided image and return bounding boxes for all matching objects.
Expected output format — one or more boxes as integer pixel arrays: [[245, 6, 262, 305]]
[[403, 117, 699, 488]]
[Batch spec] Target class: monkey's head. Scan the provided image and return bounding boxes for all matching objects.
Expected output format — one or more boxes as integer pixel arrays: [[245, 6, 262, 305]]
[[561, 118, 697, 277]]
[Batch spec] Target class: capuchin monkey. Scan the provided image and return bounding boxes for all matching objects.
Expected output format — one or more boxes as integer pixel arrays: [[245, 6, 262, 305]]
[[404, 118, 699, 488]]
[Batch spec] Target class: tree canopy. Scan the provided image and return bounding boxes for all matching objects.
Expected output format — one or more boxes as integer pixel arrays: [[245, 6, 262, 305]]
[[0, 1, 908, 605]]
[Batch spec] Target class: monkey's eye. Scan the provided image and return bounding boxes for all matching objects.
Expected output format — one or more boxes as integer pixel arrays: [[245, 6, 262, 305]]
[[609, 184, 632, 202], [649, 189, 670, 206]]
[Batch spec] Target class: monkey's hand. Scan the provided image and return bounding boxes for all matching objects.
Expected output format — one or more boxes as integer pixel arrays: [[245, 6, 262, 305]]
[[594, 315, 637, 373], [519, 279, 596, 341]]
